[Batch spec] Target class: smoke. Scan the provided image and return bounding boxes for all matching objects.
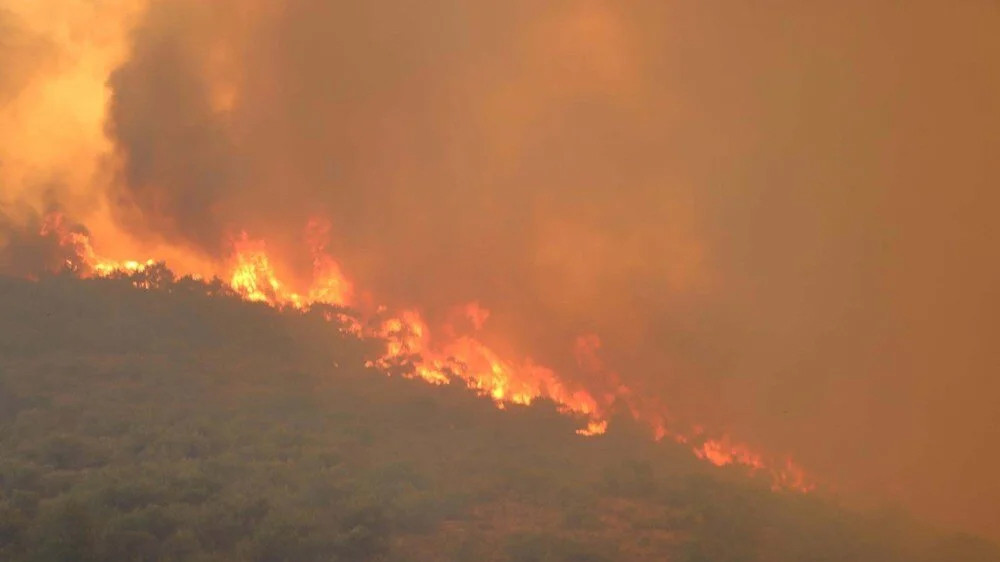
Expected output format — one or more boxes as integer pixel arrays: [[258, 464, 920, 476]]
[[0, 0, 144, 265], [5, 0, 1000, 540]]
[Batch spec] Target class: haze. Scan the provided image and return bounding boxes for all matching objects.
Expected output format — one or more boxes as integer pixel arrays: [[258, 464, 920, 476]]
[[1, 0, 998, 540]]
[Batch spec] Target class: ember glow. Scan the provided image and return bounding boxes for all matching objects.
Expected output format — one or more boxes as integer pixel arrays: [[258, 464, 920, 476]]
[[35, 210, 813, 492]]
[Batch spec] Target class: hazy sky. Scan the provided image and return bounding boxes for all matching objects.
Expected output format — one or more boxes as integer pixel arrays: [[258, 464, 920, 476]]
[[2, 0, 999, 539]]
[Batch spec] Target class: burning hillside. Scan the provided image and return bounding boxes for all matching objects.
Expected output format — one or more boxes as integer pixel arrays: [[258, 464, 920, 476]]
[[4, 274, 995, 561], [2, 0, 999, 542], [23, 209, 812, 492]]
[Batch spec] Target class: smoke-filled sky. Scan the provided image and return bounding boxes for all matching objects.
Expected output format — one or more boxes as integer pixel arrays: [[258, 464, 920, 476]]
[[2, 0, 999, 539]]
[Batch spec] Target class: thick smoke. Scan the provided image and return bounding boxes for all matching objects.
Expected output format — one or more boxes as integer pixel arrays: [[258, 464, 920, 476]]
[[9, 0, 1000, 539], [0, 0, 143, 264]]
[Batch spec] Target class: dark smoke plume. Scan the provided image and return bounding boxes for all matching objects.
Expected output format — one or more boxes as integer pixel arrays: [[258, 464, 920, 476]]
[[68, 0, 1000, 539]]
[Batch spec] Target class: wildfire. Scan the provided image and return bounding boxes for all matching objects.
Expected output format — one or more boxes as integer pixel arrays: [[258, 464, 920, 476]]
[[39, 213, 155, 277], [229, 234, 287, 304], [33, 211, 814, 492], [227, 231, 353, 308]]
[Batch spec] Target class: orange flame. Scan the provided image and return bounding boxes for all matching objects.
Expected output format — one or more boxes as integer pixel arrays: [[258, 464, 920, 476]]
[[40, 213, 155, 277], [35, 211, 814, 492], [228, 230, 353, 308]]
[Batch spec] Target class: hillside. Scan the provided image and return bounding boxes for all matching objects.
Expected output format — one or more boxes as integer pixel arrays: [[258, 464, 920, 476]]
[[0, 273, 996, 562]]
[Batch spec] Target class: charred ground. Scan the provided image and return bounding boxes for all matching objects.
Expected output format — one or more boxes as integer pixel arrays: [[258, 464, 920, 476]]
[[0, 273, 996, 562]]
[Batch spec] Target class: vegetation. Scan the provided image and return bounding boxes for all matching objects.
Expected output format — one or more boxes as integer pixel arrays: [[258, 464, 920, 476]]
[[0, 272, 997, 561]]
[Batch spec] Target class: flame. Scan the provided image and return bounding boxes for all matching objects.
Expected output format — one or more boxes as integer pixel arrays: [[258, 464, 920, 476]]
[[695, 438, 765, 470], [39, 213, 155, 277], [577, 420, 609, 437], [228, 230, 353, 308], [33, 211, 814, 492], [229, 234, 286, 304]]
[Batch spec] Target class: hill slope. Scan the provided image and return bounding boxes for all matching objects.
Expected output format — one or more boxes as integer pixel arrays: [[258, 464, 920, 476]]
[[0, 274, 997, 562]]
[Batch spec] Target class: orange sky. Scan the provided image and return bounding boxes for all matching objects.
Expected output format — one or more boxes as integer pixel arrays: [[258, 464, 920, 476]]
[[2, 0, 999, 540]]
